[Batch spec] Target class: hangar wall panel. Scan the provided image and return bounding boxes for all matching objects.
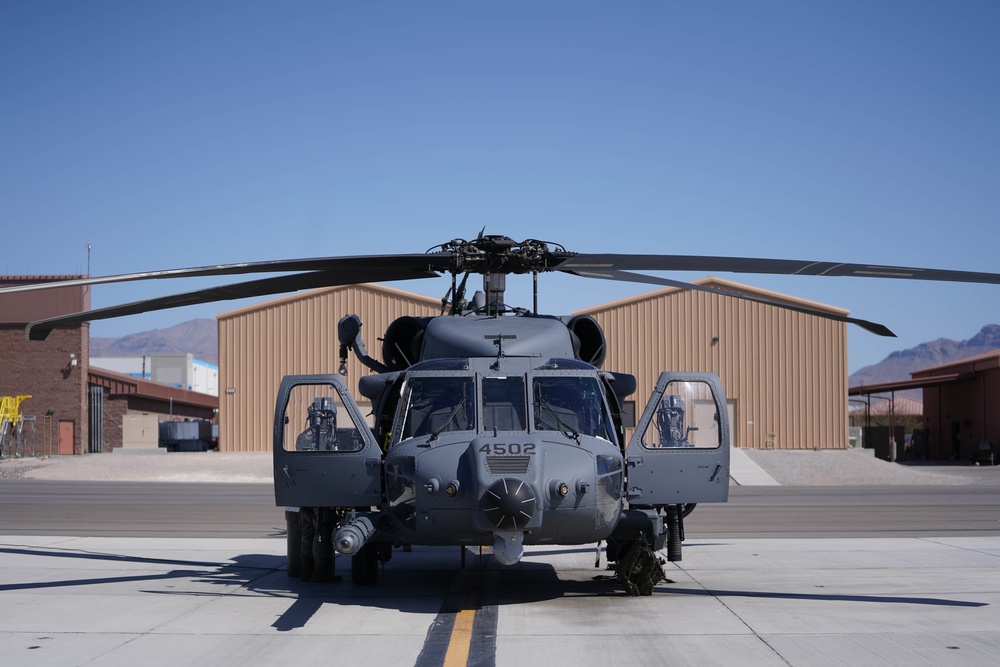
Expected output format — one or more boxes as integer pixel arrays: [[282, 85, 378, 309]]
[[580, 278, 848, 450], [217, 284, 441, 452]]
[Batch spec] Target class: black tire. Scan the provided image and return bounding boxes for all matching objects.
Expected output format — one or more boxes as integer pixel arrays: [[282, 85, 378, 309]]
[[352, 544, 379, 585]]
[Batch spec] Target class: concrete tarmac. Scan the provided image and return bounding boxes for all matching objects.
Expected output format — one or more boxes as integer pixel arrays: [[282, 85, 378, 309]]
[[3, 450, 998, 665], [2, 533, 999, 666]]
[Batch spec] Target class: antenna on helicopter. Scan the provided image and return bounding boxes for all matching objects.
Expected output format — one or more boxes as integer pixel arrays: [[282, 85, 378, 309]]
[[440, 286, 452, 316], [490, 335, 505, 371]]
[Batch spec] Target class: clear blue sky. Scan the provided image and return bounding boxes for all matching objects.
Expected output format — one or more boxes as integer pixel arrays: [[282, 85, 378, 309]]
[[2, 1, 998, 373]]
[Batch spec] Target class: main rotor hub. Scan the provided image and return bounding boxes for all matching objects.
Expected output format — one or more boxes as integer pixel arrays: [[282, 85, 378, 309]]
[[434, 236, 569, 276]]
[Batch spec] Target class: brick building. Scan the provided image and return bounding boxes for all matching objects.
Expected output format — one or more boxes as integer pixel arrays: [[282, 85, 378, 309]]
[[1, 277, 217, 454], [913, 351, 1000, 461], [88, 367, 217, 451], [1, 276, 90, 454]]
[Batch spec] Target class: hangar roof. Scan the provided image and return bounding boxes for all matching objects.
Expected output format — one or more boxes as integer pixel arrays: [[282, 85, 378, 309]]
[[848, 350, 1000, 396], [216, 282, 442, 320], [88, 367, 218, 410], [574, 276, 850, 316], [911, 349, 1000, 376]]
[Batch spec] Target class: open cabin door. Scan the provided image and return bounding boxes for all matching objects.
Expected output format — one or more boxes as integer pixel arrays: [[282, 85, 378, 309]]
[[626, 372, 730, 505], [273, 374, 383, 508]]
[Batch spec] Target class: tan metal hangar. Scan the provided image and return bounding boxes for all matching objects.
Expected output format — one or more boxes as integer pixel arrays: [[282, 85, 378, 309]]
[[217, 283, 442, 452], [216, 277, 849, 452]]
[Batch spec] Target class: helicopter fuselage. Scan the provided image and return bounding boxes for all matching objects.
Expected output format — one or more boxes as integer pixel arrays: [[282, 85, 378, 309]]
[[380, 356, 626, 552], [273, 308, 730, 588]]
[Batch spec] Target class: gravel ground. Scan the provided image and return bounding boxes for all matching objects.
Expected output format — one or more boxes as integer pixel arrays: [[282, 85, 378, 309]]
[[0, 451, 273, 483], [741, 448, 1000, 486], [1, 447, 997, 486]]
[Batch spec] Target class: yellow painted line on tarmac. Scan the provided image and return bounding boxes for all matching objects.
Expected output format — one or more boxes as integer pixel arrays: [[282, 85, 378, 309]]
[[415, 551, 496, 667], [442, 605, 477, 667]]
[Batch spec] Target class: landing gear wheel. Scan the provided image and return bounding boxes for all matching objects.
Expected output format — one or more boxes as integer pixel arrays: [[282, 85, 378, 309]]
[[615, 540, 666, 597], [352, 543, 379, 586]]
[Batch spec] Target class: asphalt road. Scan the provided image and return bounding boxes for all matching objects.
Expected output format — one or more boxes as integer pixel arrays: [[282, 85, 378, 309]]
[[0, 480, 285, 539], [2, 480, 998, 540], [689, 485, 1000, 538]]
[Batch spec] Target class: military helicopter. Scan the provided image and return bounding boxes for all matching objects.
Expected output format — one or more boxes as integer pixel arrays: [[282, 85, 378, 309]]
[[6, 234, 1000, 596]]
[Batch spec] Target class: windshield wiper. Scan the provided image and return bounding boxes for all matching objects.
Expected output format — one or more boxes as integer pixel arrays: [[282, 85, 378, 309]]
[[430, 400, 466, 442], [536, 396, 581, 442]]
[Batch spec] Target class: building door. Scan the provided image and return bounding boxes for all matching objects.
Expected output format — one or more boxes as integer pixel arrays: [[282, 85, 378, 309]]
[[58, 420, 75, 455]]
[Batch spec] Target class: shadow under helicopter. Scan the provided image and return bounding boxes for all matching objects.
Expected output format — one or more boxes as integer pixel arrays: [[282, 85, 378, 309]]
[[0, 542, 985, 633], [264, 545, 623, 631]]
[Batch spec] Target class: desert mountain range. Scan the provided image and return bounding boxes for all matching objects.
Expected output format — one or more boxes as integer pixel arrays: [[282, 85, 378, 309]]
[[90, 319, 219, 366], [849, 324, 1000, 387]]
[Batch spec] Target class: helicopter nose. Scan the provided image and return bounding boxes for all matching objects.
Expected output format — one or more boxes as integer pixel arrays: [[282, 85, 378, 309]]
[[482, 478, 537, 530]]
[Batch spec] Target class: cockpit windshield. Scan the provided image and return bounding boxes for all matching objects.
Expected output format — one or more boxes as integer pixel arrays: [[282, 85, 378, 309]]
[[482, 376, 527, 431], [532, 375, 615, 441], [395, 376, 476, 443], [391, 370, 616, 445]]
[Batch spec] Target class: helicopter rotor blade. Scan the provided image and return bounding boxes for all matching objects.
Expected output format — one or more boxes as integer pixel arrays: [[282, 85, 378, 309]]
[[555, 254, 1000, 286], [0, 253, 453, 295], [25, 266, 439, 341], [10, 235, 1000, 341], [564, 268, 896, 337]]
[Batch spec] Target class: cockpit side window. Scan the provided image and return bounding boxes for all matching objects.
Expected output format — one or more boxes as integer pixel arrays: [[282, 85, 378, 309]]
[[281, 385, 367, 453], [638, 379, 722, 449], [532, 375, 616, 442], [395, 376, 476, 444], [482, 377, 527, 431]]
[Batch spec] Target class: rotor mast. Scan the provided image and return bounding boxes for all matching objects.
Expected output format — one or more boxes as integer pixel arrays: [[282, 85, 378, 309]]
[[438, 235, 565, 316]]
